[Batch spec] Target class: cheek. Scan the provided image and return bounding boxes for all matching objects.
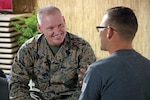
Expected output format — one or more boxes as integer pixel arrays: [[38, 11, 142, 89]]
[[99, 31, 103, 39], [45, 32, 53, 37], [99, 31, 107, 43], [38, 26, 47, 34]]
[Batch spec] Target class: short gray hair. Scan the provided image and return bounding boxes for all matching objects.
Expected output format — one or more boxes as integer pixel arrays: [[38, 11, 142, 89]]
[[37, 5, 62, 25]]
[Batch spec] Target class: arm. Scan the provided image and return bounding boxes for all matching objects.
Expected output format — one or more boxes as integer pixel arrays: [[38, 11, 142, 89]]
[[71, 42, 96, 99], [79, 66, 101, 100], [78, 42, 96, 85], [9, 44, 34, 100]]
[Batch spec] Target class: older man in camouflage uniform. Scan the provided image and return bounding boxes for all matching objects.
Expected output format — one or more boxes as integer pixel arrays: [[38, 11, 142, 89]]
[[9, 5, 96, 100]]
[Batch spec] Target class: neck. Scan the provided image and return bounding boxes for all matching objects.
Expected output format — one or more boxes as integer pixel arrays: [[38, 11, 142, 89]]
[[108, 42, 133, 54]]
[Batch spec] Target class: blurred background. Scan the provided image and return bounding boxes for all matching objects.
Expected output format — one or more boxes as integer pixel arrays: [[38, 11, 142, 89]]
[[36, 0, 150, 60]]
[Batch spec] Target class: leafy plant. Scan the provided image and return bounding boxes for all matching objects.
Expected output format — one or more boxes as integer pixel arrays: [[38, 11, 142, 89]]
[[11, 12, 39, 46]]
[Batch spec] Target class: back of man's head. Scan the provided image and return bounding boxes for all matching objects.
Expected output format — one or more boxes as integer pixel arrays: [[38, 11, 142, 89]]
[[105, 6, 138, 42]]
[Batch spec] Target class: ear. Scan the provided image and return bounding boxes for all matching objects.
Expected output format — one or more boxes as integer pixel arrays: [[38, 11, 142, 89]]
[[106, 27, 114, 39], [37, 23, 43, 34], [62, 16, 66, 24]]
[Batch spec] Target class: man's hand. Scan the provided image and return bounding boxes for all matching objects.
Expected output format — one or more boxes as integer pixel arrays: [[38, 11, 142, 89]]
[[78, 65, 89, 86]]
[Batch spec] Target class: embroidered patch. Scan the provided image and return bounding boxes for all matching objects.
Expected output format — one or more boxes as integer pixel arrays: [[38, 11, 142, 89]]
[[81, 82, 87, 92]]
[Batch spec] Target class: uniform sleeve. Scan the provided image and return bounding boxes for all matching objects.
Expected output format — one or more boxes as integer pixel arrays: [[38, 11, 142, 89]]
[[79, 42, 96, 67], [73, 42, 96, 99], [79, 66, 101, 100], [77, 41, 96, 80], [9, 44, 34, 100]]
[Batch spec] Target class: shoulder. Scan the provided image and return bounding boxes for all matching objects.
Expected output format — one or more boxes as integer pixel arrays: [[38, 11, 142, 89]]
[[15, 34, 45, 59], [68, 32, 89, 43], [66, 32, 91, 47], [18, 34, 44, 51], [89, 54, 119, 72], [22, 34, 44, 47]]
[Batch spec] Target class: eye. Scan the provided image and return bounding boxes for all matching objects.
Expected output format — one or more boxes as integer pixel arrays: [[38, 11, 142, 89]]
[[47, 27, 54, 30], [58, 24, 64, 28]]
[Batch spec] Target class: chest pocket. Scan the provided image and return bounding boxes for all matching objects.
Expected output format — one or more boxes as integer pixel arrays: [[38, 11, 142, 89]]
[[33, 57, 50, 90], [51, 56, 78, 88], [33, 55, 79, 89]]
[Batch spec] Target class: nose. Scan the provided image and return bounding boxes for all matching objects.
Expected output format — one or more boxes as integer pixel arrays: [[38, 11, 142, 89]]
[[53, 26, 60, 33]]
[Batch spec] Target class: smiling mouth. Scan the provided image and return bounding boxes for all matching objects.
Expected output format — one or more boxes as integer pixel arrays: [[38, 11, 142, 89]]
[[53, 33, 63, 39]]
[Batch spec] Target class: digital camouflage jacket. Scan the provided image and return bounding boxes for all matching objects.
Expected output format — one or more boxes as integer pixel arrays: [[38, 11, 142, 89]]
[[9, 32, 96, 100]]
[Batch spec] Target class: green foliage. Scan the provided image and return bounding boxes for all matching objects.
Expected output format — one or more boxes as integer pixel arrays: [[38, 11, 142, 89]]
[[11, 13, 39, 46]]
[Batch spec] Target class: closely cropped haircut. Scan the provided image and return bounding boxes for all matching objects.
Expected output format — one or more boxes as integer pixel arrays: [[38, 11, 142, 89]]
[[105, 6, 138, 41], [37, 5, 62, 25]]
